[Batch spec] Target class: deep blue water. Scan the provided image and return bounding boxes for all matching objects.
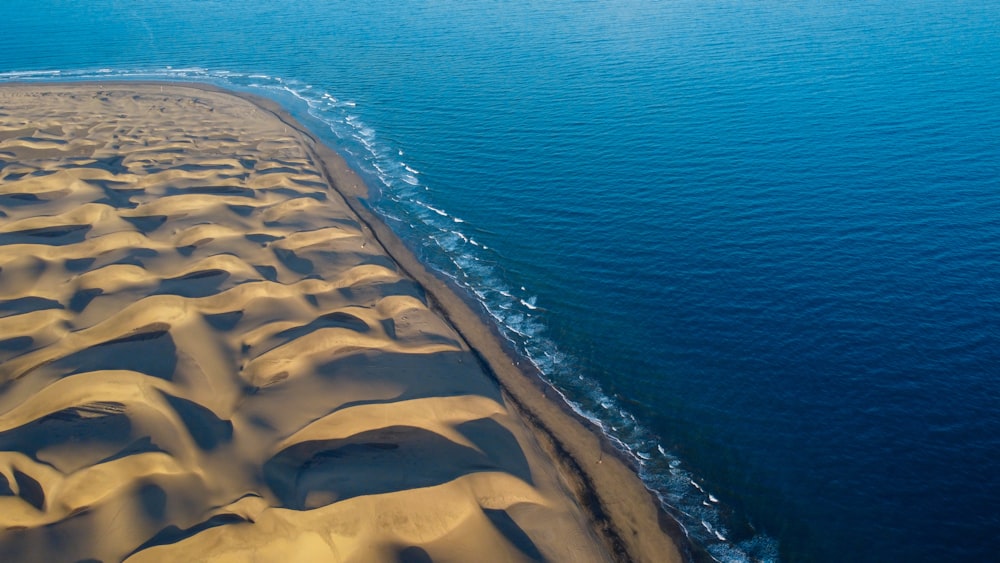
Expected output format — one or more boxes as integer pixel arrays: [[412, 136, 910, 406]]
[[3, 1, 1000, 561]]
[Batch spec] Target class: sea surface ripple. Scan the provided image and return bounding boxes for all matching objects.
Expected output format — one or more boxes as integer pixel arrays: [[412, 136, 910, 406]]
[[2, 1, 1000, 561]]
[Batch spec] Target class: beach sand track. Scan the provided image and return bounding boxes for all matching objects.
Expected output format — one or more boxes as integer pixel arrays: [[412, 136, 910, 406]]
[[0, 84, 611, 562]]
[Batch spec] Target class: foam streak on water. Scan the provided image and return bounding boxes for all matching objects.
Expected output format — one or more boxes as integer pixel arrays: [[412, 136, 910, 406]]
[[0, 66, 772, 561]]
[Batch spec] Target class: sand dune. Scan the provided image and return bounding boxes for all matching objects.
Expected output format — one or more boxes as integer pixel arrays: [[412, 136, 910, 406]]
[[0, 84, 684, 562]]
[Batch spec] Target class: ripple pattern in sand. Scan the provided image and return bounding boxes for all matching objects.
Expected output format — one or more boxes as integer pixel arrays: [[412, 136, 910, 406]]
[[0, 85, 603, 563]]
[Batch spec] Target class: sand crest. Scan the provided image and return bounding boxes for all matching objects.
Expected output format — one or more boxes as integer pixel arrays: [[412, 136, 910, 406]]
[[0, 83, 684, 562]]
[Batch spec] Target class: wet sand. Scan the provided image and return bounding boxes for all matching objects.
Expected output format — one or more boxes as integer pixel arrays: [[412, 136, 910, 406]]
[[0, 82, 686, 562]]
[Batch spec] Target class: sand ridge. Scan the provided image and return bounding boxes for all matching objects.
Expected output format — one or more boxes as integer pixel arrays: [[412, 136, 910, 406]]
[[0, 84, 616, 562]]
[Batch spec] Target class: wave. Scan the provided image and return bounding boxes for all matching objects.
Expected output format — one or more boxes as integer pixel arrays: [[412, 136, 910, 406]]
[[0, 66, 777, 563]]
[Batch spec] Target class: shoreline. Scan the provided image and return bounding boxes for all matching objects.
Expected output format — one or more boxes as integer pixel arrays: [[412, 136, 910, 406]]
[[0, 80, 694, 562], [233, 83, 699, 563]]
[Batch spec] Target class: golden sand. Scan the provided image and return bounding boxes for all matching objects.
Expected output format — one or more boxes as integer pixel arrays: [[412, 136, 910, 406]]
[[0, 83, 684, 562]]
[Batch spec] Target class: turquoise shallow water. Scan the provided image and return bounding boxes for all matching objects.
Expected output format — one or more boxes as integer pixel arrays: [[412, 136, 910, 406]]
[[3, 1, 1000, 561]]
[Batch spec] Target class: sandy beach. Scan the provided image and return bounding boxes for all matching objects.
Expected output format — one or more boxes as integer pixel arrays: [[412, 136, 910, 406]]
[[0, 83, 685, 562]]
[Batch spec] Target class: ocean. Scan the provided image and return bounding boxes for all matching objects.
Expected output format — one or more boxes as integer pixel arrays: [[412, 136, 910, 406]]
[[2, 1, 999, 561]]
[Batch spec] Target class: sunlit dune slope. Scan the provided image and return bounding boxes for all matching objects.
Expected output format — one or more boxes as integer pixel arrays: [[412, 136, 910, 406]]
[[0, 84, 608, 562]]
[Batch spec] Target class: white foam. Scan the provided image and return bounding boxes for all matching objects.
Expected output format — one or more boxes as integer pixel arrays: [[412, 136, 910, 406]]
[[358, 137, 376, 152], [415, 202, 449, 217], [1, 69, 62, 78]]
